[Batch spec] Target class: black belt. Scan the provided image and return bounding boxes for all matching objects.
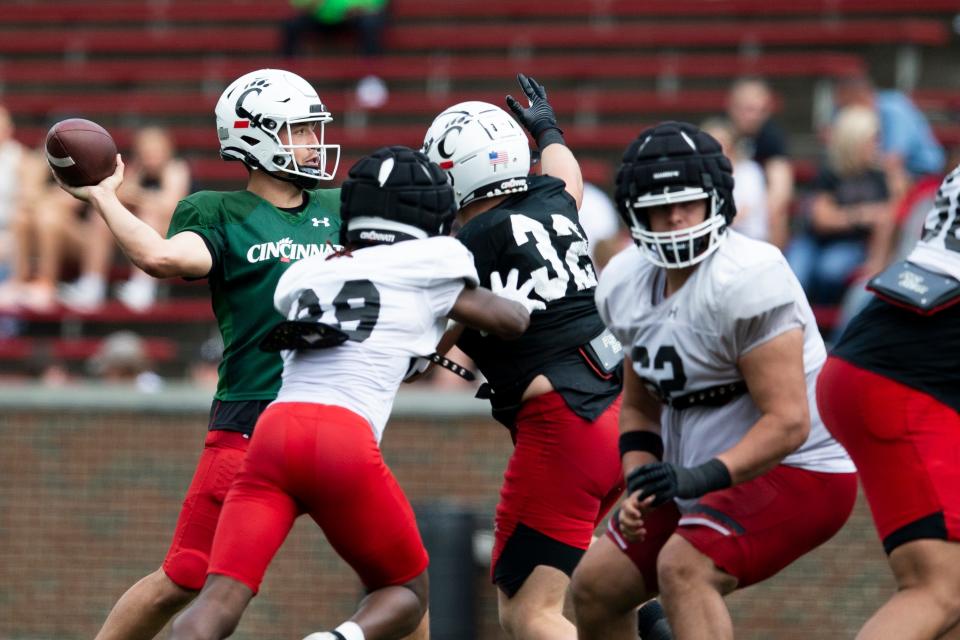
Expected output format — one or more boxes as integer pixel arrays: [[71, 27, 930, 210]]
[[661, 380, 748, 411]]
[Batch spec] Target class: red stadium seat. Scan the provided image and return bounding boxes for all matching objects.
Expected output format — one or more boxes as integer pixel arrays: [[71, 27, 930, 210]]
[[386, 20, 949, 51], [0, 53, 865, 85], [182, 156, 615, 188], [0, 88, 752, 118], [7, 0, 958, 23], [0, 20, 945, 54], [16, 124, 652, 153], [51, 337, 178, 362], [391, 0, 960, 18], [913, 89, 960, 113], [33, 123, 960, 160], [13, 300, 214, 324], [0, 337, 177, 362], [933, 124, 960, 147]]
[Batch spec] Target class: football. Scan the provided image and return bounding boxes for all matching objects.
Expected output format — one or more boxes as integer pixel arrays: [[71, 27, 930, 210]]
[[45, 118, 118, 187]]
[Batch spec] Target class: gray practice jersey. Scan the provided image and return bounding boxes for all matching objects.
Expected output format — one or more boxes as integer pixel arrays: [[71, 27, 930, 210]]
[[596, 231, 854, 474]]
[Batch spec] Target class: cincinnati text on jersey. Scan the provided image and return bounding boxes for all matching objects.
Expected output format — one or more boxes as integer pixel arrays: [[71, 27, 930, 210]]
[[246, 238, 340, 264]]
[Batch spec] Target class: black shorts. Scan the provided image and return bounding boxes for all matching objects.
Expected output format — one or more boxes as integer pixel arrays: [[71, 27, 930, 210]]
[[207, 398, 273, 437]]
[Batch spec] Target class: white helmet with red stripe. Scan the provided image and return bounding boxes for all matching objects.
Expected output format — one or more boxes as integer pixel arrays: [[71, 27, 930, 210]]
[[215, 68, 340, 188], [422, 101, 530, 208]]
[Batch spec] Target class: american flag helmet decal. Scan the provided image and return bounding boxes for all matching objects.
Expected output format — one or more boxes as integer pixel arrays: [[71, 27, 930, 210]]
[[488, 149, 509, 166]]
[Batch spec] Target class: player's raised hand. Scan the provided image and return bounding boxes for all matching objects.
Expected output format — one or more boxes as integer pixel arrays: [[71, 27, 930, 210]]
[[54, 154, 125, 203], [505, 73, 562, 145], [489, 268, 546, 314]]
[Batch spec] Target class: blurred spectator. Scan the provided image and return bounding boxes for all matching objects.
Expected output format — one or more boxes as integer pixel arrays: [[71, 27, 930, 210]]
[[280, 0, 389, 108], [59, 125, 190, 311], [786, 105, 894, 305], [835, 73, 945, 202], [189, 332, 223, 390], [87, 330, 163, 392], [0, 105, 25, 285], [702, 117, 770, 242], [113, 126, 191, 311], [727, 77, 794, 249], [833, 174, 943, 340], [0, 140, 97, 311], [39, 362, 73, 387], [578, 181, 629, 271]]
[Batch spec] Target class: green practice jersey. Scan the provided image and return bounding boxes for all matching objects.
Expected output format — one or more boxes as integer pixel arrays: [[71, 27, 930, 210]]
[[167, 188, 342, 401]]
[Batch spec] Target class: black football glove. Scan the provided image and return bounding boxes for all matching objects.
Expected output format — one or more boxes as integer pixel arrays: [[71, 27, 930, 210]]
[[505, 73, 564, 149], [626, 459, 732, 507]]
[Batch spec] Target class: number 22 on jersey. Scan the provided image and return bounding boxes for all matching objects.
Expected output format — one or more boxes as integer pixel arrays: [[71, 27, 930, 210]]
[[509, 213, 597, 302]]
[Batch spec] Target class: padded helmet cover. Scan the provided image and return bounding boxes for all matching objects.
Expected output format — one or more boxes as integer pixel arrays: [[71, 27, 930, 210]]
[[615, 121, 736, 268], [340, 146, 457, 246]]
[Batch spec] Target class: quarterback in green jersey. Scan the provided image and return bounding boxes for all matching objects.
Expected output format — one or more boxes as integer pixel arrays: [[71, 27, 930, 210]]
[[55, 69, 344, 640]]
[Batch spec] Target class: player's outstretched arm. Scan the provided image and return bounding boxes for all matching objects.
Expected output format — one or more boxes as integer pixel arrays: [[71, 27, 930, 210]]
[[55, 154, 212, 279], [506, 73, 583, 208], [448, 285, 530, 340]]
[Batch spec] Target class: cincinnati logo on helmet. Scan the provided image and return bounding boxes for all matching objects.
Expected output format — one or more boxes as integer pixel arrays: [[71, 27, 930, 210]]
[[234, 78, 272, 127], [423, 119, 470, 169]]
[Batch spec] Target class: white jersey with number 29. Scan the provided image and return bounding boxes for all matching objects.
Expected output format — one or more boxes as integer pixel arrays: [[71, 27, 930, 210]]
[[273, 236, 479, 442], [596, 230, 853, 474]]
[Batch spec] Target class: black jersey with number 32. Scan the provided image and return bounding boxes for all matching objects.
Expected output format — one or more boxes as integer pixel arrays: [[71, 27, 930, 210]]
[[456, 175, 620, 426]]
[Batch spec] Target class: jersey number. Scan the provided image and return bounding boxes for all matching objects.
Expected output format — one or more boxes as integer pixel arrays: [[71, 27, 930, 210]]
[[295, 279, 381, 342], [632, 345, 687, 395], [510, 214, 597, 302]]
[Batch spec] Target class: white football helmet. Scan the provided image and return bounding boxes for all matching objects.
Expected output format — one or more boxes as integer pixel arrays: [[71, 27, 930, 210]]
[[422, 101, 530, 208], [215, 69, 340, 188]]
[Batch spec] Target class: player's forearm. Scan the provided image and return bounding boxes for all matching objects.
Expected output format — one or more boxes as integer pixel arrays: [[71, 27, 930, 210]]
[[88, 189, 174, 276], [716, 413, 809, 484], [540, 143, 583, 208], [762, 160, 791, 248], [619, 380, 664, 474], [449, 288, 530, 339], [435, 322, 464, 356], [620, 412, 662, 474], [811, 195, 856, 233], [765, 160, 793, 215], [864, 204, 895, 273]]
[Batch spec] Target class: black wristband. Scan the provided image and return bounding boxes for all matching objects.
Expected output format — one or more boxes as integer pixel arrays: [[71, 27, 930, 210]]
[[536, 128, 566, 150], [618, 430, 663, 461], [676, 458, 732, 498]]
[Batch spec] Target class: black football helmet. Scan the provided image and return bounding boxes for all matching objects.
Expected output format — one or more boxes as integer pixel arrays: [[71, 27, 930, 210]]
[[339, 146, 457, 246], [615, 121, 736, 268]]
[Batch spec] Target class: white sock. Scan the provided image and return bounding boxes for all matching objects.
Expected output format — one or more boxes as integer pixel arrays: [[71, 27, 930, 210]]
[[334, 621, 364, 640]]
